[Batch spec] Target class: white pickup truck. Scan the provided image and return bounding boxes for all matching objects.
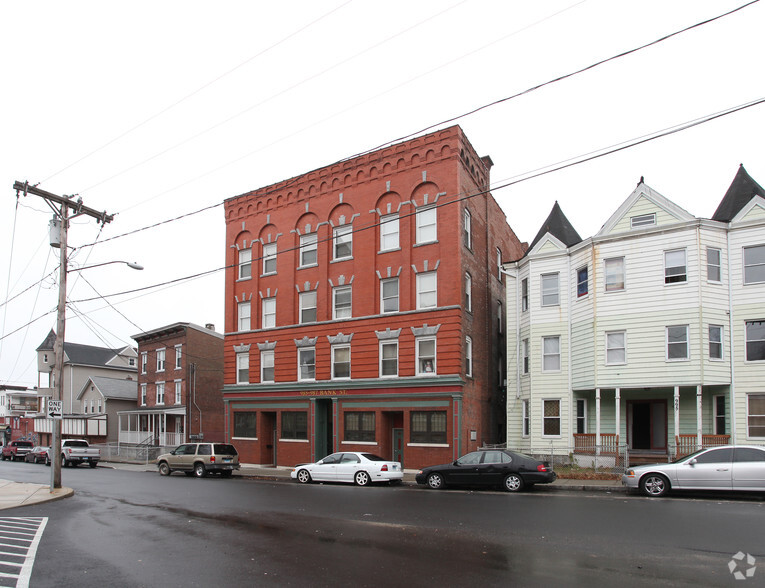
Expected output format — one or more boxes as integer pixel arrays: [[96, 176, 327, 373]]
[[60, 439, 100, 468]]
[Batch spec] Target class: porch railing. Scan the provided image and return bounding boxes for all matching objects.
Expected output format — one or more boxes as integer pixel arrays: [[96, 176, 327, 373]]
[[573, 433, 619, 455], [675, 434, 731, 457]]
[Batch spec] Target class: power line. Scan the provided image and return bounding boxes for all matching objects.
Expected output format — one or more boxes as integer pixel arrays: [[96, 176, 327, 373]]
[[74, 0, 758, 251], [65, 95, 765, 307], [40, 0, 356, 186]]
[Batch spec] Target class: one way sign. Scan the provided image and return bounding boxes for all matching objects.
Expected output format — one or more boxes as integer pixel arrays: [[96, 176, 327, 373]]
[[48, 400, 62, 420]]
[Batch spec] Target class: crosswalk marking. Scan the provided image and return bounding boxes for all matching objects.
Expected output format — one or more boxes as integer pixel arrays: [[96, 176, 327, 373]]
[[0, 518, 47, 588]]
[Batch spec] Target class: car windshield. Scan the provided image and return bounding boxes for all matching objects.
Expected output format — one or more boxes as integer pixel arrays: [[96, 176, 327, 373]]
[[360, 454, 386, 461], [671, 449, 708, 463], [214, 444, 237, 455]]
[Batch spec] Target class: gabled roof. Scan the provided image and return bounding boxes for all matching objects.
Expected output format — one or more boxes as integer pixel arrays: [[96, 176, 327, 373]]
[[712, 164, 765, 222], [527, 201, 582, 253], [78, 376, 137, 401], [36, 331, 136, 369]]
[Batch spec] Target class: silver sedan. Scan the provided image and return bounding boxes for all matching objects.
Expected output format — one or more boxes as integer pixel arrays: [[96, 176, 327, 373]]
[[291, 452, 403, 486], [622, 445, 765, 497]]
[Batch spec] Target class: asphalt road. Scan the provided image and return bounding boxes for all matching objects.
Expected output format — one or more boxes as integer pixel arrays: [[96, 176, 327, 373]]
[[1, 462, 763, 587]]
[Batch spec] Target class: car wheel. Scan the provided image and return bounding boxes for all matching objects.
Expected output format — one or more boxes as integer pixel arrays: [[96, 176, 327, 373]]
[[158, 462, 171, 476], [45, 456, 51, 467], [504, 473, 525, 492], [193, 463, 207, 478], [296, 469, 312, 484], [354, 471, 371, 486], [61, 457, 68, 468], [426, 472, 444, 490], [640, 474, 669, 497]]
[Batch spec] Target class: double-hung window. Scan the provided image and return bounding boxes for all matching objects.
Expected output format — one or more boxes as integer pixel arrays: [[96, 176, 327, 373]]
[[744, 245, 765, 284], [745, 321, 765, 361], [238, 248, 252, 279], [709, 325, 723, 360], [542, 336, 560, 371], [664, 249, 687, 284], [380, 214, 399, 251], [262, 243, 277, 275], [707, 247, 721, 282], [260, 350, 274, 383], [497, 248, 502, 280], [175, 345, 182, 369], [521, 278, 529, 311], [577, 266, 588, 297], [541, 273, 559, 306], [380, 341, 398, 377], [463, 209, 472, 249], [299, 233, 318, 267], [465, 336, 473, 377], [333, 286, 352, 319], [333, 225, 353, 260], [667, 325, 689, 360], [332, 345, 351, 379], [141, 352, 147, 374], [416, 272, 437, 309], [416, 206, 437, 244], [156, 382, 165, 405], [522, 339, 529, 374], [748, 395, 765, 438], [236, 353, 249, 384], [238, 301, 251, 331], [262, 297, 276, 329], [381, 277, 399, 313], [543, 399, 561, 436], [605, 257, 625, 291], [606, 331, 626, 365], [298, 348, 315, 380], [174, 381, 182, 404], [140, 384, 147, 406], [282, 412, 308, 440], [299, 291, 317, 324], [522, 400, 530, 437], [465, 273, 472, 312], [157, 349, 166, 372], [417, 338, 436, 375]]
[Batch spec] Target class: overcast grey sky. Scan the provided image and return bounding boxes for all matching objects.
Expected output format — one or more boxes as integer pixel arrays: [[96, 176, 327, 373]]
[[2, 0, 763, 387]]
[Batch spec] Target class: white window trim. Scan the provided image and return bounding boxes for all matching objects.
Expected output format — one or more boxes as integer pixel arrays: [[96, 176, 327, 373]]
[[541, 272, 560, 307], [141, 352, 147, 375], [261, 349, 275, 383], [465, 273, 472, 312], [542, 336, 561, 372], [415, 206, 437, 244], [262, 297, 276, 329], [576, 398, 588, 434], [713, 394, 726, 435], [331, 344, 351, 380], [380, 214, 400, 252], [605, 331, 627, 366], [299, 233, 318, 268], [463, 208, 472, 249], [666, 325, 690, 362], [664, 248, 687, 285], [522, 399, 530, 438], [333, 225, 353, 261], [521, 278, 529, 312], [709, 324, 724, 361], [299, 291, 317, 324], [542, 398, 562, 438], [236, 353, 249, 385], [298, 347, 316, 381], [140, 384, 147, 406], [416, 271, 437, 310], [174, 380, 182, 404], [576, 266, 589, 299], [743, 244, 765, 285], [262, 242, 277, 275], [238, 248, 252, 281], [465, 336, 473, 378], [630, 213, 656, 228], [380, 277, 399, 314], [156, 348, 166, 373], [604, 257, 625, 292], [379, 340, 398, 378], [707, 247, 722, 283], [174, 345, 182, 370], [238, 301, 251, 331], [156, 382, 165, 406], [332, 285, 352, 320], [416, 337, 437, 376], [745, 320, 765, 363], [522, 339, 530, 375]]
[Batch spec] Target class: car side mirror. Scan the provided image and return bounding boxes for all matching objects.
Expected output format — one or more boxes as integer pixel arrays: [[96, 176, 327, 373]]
[[170, 450, 177, 455], [688, 458, 697, 465]]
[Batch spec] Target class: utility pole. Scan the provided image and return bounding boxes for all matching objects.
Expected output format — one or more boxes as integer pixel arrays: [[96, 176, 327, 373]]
[[12, 181, 113, 491]]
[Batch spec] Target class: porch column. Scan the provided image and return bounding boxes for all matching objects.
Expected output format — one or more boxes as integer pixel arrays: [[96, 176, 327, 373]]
[[614, 388, 621, 445], [595, 388, 601, 456], [696, 385, 703, 447], [673, 386, 680, 451]]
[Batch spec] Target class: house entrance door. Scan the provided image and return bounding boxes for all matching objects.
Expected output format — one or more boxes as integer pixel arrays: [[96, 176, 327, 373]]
[[314, 399, 333, 460], [628, 400, 667, 450]]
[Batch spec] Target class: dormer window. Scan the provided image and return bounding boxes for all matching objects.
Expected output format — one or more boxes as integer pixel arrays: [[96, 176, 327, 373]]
[[630, 213, 656, 229]]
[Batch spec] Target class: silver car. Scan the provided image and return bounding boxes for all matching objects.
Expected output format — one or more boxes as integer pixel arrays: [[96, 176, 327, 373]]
[[622, 445, 765, 497]]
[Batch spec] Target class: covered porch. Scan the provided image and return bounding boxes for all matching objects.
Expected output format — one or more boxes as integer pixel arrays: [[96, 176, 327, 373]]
[[573, 385, 731, 460], [118, 407, 186, 447]]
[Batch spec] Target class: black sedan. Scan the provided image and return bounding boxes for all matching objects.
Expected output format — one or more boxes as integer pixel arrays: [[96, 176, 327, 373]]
[[416, 449, 556, 492]]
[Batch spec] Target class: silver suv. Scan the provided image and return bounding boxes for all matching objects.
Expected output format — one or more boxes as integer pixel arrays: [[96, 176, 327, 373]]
[[156, 443, 240, 478]]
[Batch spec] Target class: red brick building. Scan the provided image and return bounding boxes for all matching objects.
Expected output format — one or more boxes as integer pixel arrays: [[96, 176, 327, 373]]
[[222, 126, 524, 469], [120, 323, 225, 446]]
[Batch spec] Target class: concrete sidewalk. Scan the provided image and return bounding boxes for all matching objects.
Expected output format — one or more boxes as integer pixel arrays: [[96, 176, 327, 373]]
[[0, 463, 625, 511]]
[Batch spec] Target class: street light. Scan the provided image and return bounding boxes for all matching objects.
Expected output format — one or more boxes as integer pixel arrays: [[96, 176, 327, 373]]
[[50, 252, 143, 492]]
